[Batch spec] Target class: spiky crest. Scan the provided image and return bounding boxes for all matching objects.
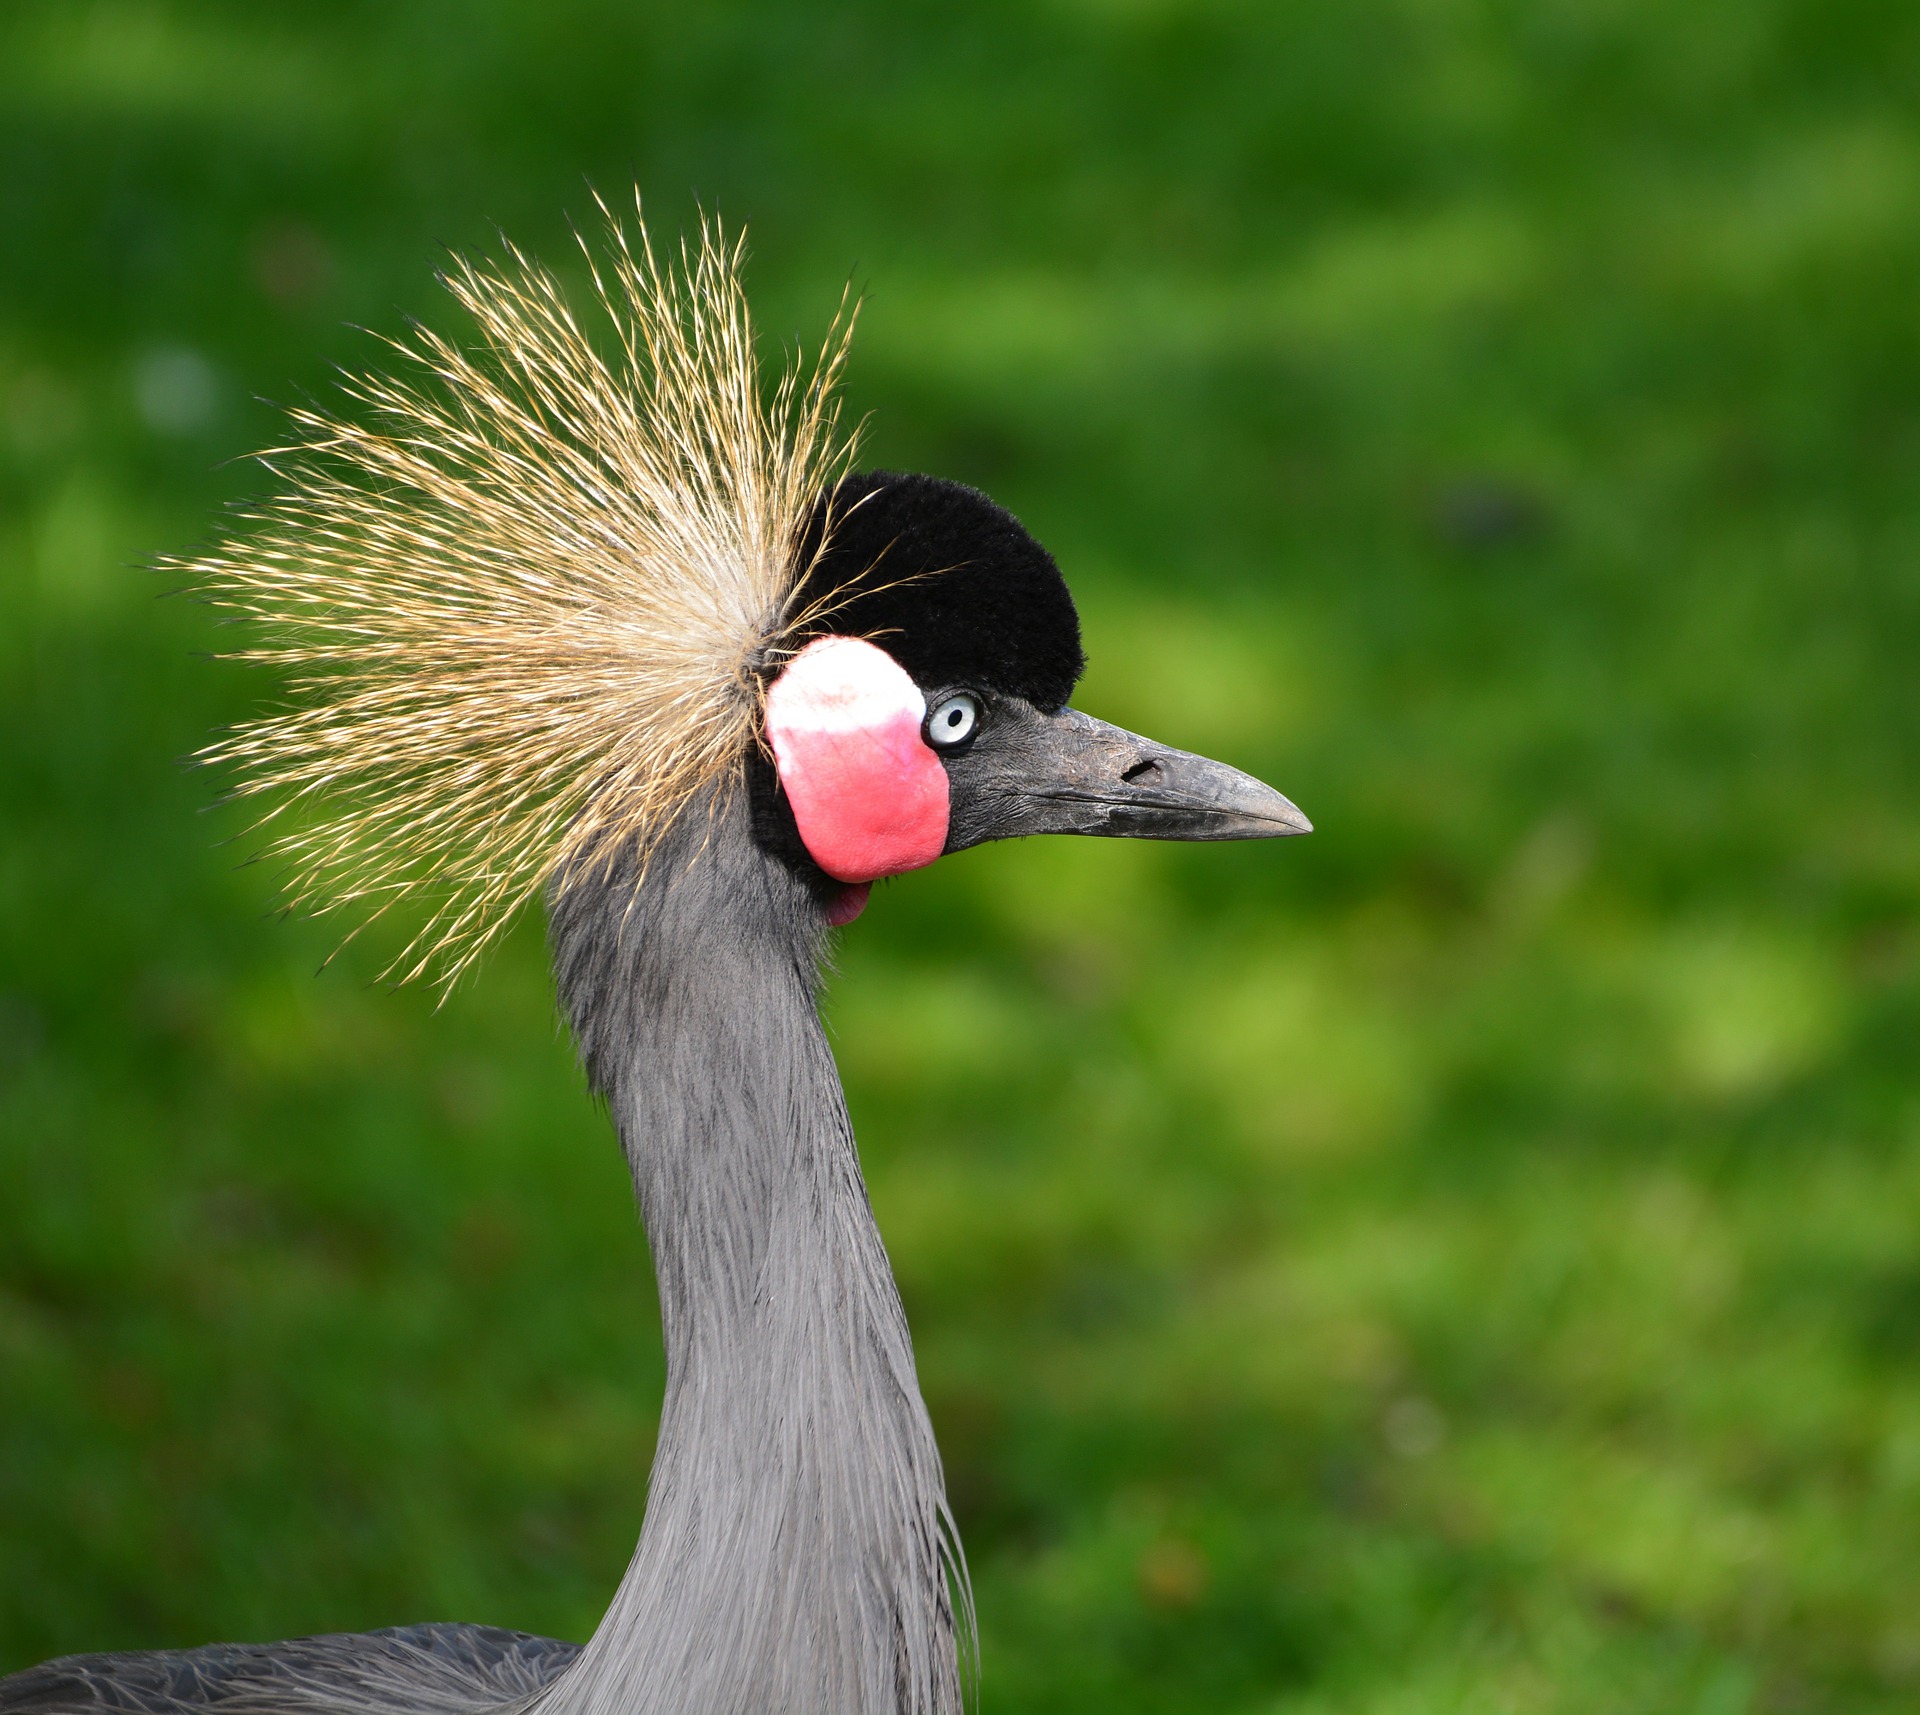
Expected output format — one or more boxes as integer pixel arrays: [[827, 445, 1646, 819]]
[[181, 199, 860, 987]]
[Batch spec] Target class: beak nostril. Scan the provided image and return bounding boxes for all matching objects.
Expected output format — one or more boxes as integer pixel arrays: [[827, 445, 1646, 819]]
[[1120, 758, 1159, 784]]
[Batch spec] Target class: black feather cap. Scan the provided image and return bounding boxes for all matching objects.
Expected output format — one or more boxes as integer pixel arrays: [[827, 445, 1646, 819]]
[[794, 471, 1086, 712]]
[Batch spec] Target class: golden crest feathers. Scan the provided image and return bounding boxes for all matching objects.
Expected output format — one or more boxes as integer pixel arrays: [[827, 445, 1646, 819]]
[[183, 200, 859, 987]]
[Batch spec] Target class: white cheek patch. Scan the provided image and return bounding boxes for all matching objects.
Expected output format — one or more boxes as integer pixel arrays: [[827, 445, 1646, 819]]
[[764, 636, 951, 885]]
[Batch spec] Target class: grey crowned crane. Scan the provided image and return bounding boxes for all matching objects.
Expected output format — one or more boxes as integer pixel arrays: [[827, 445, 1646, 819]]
[[0, 212, 1308, 1715]]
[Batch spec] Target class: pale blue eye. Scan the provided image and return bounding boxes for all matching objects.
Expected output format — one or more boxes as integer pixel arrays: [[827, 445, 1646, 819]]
[[925, 693, 979, 749]]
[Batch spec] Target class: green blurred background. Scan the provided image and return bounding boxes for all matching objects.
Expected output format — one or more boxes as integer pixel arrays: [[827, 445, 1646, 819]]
[[5, 2, 1920, 1709]]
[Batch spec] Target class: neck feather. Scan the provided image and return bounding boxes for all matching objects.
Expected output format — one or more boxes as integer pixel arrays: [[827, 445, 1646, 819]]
[[536, 783, 966, 1715]]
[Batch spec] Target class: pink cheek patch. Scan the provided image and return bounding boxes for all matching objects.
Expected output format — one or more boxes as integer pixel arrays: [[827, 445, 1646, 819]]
[[764, 636, 951, 886]]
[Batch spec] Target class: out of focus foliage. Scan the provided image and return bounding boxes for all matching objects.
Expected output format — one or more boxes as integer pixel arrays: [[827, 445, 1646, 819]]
[[6, 2, 1920, 1710]]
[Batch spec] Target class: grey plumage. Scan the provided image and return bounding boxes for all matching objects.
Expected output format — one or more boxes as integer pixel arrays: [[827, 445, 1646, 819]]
[[536, 782, 967, 1715], [3, 780, 966, 1715], [0, 1628, 578, 1715]]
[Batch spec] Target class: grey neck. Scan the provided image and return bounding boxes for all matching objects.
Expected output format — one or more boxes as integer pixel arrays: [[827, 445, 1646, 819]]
[[536, 783, 966, 1715]]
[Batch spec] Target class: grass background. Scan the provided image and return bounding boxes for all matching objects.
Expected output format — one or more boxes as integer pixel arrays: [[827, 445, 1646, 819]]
[[5, 2, 1920, 1710]]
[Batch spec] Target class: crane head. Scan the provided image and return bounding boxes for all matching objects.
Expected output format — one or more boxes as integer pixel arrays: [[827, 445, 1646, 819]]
[[186, 209, 1306, 979], [759, 472, 1310, 922]]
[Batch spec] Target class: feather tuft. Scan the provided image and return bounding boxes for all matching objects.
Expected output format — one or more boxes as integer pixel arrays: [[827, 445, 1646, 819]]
[[179, 199, 860, 988]]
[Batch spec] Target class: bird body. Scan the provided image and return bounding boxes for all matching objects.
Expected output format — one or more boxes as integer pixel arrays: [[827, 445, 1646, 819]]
[[0, 208, 1307, 1715], [0, 1627, 579, 1715]]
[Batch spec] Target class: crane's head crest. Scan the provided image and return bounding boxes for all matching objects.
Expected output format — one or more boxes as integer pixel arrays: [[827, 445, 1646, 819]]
[[183, 197, 869, 990]]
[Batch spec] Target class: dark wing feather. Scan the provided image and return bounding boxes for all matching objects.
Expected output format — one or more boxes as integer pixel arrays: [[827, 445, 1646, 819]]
[[0, 1626, 580, 1715]]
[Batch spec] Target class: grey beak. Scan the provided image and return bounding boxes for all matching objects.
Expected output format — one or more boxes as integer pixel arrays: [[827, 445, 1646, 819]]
[[943, 706, 1311, 852]]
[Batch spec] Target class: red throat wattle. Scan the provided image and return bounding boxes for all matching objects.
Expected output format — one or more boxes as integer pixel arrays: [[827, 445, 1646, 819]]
[[764, 637, 951, 897]]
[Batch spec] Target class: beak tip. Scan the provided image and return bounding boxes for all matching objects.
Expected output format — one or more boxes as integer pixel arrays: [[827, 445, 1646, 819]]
[[1270, 799, 1312, 837]]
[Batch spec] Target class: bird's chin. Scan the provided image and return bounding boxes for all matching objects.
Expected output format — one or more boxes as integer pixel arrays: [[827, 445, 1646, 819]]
[[825, 882, 872, 926]]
